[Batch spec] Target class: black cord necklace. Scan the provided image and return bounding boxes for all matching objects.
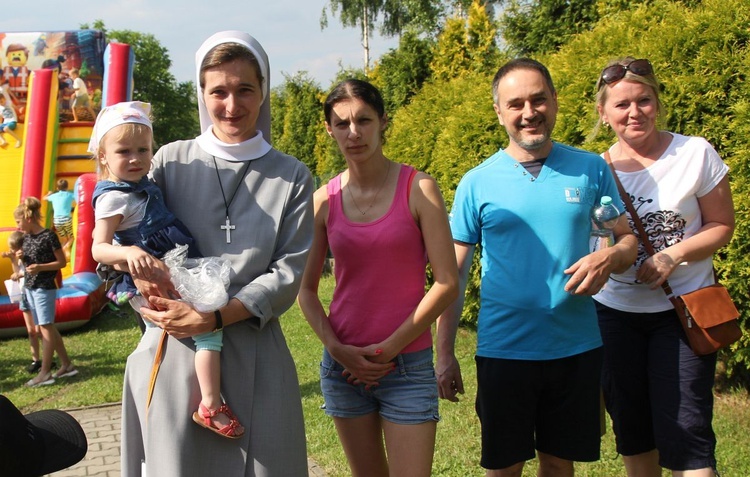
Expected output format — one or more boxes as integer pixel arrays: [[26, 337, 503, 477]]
[[213, 157, 252, 243]]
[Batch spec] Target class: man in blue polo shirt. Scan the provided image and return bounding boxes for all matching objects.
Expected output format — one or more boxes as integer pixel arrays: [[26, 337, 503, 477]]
[[436, 58, 637, 477]]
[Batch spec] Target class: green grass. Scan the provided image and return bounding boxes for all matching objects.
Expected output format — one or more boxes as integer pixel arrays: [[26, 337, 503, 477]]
[[2, 277, 749, 475], [286, 277, 750, 477], [0, 304, 142, 411]]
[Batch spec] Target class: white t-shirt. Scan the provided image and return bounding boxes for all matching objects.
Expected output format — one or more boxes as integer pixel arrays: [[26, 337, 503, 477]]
[[94, 190, 147, 233], [595, 133, 729, 313], [73, 77, 87, 96]]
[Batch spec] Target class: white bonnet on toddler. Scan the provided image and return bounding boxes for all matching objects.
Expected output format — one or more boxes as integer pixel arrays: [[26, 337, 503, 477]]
[[88, 101, 153, 154]]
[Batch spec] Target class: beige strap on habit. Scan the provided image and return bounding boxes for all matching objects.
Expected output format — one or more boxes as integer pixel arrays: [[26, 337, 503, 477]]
[[146, 329, 169, 414]]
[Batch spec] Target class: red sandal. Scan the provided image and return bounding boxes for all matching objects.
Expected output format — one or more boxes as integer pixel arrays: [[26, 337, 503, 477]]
[[192, 402, 245, 439]]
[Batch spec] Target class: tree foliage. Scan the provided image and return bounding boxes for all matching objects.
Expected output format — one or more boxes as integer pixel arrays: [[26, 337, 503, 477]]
[[321, 0, 445, 38], [430, 0, 502, 81], [271, 73, 325, 174], [430, 16, 471, 81], [314, 130, 346, 182], [379, 0, 445, 37], [500, 0, 600, 56], [320, 0, 505, 72], [465, 0, 503, 75], [370, 31, 434, 112]]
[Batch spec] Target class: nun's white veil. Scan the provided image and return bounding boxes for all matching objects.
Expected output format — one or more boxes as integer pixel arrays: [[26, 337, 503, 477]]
[[195, 31, 271, 143]]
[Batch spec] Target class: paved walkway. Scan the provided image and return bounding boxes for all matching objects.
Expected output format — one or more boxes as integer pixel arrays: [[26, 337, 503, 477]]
[[50, 402, 327, 477]]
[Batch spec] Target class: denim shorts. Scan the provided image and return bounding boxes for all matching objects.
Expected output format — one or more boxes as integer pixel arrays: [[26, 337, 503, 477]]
[[320, 347, 440, 425], [24, 288, 57, 325], [18, 291, 30, 312]]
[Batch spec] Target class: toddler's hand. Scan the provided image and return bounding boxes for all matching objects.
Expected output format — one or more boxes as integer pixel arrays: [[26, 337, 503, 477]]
[[126, 247, 157, 280]]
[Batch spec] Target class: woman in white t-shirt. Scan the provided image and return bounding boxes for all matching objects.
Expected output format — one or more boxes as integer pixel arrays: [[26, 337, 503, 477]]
[[592, 58, 735, 477]]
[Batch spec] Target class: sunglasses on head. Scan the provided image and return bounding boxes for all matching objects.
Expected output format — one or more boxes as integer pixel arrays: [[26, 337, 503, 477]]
[[597, 59, 653, 88]]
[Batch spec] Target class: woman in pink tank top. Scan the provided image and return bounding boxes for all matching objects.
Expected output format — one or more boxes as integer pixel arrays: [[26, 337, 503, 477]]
[[299, 79, 458, 477]]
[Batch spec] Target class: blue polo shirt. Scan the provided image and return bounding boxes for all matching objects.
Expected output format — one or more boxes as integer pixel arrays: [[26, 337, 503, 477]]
[[450, 142, 621, 360]]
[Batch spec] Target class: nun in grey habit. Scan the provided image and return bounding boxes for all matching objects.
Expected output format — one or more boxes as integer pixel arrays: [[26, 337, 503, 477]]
[[120, 30, 314, 476]]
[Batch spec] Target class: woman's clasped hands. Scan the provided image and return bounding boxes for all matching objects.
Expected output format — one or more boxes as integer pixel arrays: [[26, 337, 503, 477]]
[[329, 342, 395, 390]]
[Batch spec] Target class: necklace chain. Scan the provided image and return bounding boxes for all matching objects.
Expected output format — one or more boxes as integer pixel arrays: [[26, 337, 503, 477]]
[[213, 157, 252, 243], [347, 161, 391, 216]]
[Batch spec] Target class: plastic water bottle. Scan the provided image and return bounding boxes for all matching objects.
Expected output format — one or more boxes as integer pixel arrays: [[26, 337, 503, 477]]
[[590, 196, 620, 252]]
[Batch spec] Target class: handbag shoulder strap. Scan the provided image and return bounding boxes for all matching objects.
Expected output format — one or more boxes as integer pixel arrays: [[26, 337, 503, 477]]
[[603, 151, 678, 301]]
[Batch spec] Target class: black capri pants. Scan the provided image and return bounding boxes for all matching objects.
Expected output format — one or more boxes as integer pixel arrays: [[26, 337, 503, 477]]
[[596, 301, 717, 471]]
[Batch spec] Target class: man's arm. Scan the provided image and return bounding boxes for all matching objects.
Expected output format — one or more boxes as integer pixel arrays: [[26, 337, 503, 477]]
[[564, 214, 637, 295], [436, 241, 475, 402]]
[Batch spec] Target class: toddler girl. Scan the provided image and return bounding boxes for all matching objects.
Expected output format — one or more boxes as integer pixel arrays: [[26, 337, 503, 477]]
[[90, 101, 243, 439]]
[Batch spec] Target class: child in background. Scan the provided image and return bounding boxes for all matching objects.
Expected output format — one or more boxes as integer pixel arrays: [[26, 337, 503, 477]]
[[69, 68, 96, 122], [90, 101, 243, 438], [44, 179, 76, 258], [14, 197, 77, 386], [0, 94, 22, 148], [2, 231, 43, 373]]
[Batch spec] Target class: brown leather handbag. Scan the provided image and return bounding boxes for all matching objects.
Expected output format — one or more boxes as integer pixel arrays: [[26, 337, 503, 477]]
[[604, 152, 742, 356], [671, 284, 741, 355]]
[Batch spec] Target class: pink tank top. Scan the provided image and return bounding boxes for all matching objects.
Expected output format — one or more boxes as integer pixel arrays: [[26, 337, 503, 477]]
[[327, 164, 431, 353]]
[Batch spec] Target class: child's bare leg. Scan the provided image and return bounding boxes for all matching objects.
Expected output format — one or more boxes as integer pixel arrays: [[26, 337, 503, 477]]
[[62, 236, 72, 258], [23, 311, 40, 362], [50, 325, 72, 370], [195, 349, 243, 432], [4, 128, 20, 144], [37, 324, 57, 376]]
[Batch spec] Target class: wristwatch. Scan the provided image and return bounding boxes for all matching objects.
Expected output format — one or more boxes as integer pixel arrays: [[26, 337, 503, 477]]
[[213, 310, 223, 332]]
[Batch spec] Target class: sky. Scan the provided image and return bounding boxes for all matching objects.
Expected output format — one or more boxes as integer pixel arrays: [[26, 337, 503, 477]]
[[0, 0, 400, 89]]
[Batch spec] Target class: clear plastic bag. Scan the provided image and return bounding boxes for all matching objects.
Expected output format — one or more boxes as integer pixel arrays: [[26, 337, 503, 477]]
[[162, 244, 231, 313]]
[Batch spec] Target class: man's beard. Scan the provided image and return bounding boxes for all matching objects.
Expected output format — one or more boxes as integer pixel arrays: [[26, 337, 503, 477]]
[[516, 135, 549, 150]]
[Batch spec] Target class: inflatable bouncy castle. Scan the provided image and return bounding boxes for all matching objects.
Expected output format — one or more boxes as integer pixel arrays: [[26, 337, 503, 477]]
[[0, 30, 135, 337]]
